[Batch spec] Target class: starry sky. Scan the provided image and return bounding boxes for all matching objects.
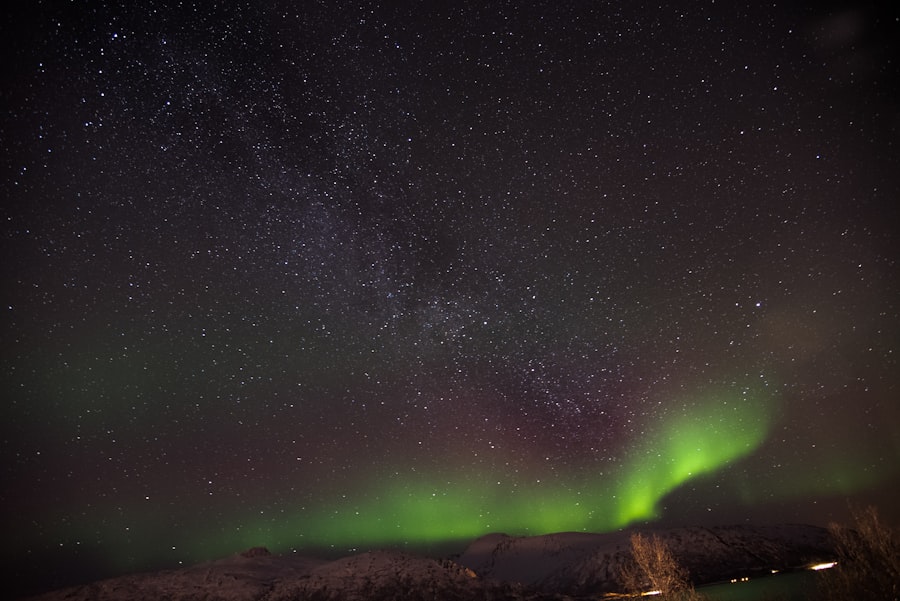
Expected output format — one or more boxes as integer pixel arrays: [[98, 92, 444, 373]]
[[3, 0, 899, 595]]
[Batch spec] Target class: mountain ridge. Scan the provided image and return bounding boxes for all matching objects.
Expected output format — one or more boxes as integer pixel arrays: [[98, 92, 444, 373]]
[[22, 523, 835, 600]]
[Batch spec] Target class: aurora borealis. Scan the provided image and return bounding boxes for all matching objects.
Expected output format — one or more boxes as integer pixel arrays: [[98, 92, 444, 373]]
[[216, 384, 773, 552], [2, 1, 899, 597]]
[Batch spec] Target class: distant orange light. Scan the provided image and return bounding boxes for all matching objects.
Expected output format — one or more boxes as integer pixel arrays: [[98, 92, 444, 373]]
[[810, 561, 837, 571]]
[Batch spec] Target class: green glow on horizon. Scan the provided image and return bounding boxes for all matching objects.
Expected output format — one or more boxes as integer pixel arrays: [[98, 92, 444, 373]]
[[54, 383, 783, 567], [197, 383, 775, 555]]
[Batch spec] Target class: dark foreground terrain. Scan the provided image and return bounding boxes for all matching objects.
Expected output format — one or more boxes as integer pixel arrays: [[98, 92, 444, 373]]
[[22, 524, 835, 600]]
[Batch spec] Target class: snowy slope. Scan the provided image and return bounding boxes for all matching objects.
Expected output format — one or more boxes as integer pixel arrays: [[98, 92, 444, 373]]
[[266, 549, 514, 601], [21, 548, 327, 601], [458, 530, 633, 586], [23, 524, 835, 600], [23, 548, 522, 601], [457, 523, 835, 595]]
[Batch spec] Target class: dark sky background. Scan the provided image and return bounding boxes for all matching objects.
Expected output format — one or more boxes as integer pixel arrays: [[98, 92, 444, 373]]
[[3, 0, 899, 596]]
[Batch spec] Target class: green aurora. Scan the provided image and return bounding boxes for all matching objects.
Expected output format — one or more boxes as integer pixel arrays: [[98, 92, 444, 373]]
[[24, 378, 897, 577], [180, 383, 775, 558]]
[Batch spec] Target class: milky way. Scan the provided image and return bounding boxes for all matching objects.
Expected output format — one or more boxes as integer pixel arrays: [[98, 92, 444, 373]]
[[2, 1, 899, 595]]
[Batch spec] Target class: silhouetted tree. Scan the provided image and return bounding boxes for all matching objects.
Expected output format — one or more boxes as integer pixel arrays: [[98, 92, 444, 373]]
[[620, 532, 702, 600], [823, 505, 899, 601]]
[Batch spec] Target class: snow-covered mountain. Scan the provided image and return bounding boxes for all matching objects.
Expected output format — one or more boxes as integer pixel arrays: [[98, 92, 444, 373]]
[[22, 547, 524, 601], [21, 547, 325, 601], [458, 524, 835, 595], [22, 524, 835, 600]]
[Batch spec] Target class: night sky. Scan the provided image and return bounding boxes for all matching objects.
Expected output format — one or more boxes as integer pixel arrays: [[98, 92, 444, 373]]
[[3, 0, 899, 595]]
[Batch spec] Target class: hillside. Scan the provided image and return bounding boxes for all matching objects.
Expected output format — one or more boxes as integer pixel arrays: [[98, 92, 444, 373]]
[[458, 523, 835, 595], [23, 524, 835, 600]]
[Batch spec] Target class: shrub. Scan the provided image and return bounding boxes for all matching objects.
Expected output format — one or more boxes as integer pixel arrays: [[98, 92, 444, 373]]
[[822, 505, 900, 601], [620, 532, 703, 600]]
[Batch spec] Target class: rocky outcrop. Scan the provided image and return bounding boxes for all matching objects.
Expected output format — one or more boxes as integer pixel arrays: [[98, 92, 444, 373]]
[[240, 546, 272, 558]]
